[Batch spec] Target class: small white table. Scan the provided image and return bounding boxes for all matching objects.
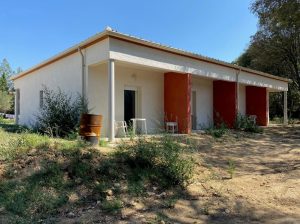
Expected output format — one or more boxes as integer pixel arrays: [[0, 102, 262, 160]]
[[130, 118, 147, 135]]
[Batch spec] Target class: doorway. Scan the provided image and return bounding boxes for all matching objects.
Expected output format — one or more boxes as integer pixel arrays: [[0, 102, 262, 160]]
[[124, 89, 137, 125]]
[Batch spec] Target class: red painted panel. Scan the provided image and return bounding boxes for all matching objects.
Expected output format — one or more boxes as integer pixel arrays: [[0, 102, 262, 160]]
[[164, 72, 191, 134], [246, 86, 268, 126], [213, 80, 237, 128]]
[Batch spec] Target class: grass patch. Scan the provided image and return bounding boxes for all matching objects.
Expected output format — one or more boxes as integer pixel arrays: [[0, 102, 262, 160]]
[[205, 123, 227, 138], [0, 122, 194, 222], [0, 161, 70, 222], [101, 199, 123, 213]]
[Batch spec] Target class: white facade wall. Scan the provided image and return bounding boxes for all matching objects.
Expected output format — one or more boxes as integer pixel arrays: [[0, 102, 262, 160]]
[[238, 84, 246, 116], [14, 39, 109, 126], [88, 64, 164, 137], [191, 77, 213, 129], [14, 53, 82, 126], [85, 39, 110, 66]]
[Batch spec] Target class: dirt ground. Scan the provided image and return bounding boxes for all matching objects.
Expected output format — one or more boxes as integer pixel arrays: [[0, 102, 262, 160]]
[[54, 125, 300, 224], [166, 125, 300, 224]]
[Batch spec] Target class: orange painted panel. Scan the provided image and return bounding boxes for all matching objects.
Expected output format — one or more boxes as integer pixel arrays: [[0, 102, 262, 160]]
[[246, 86, 268, 126], [164, 72, 191, 134], [213, 80, 237, 128]]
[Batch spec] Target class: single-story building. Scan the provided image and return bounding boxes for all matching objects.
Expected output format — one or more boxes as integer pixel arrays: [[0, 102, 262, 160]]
[[12, 27, 289, 141]]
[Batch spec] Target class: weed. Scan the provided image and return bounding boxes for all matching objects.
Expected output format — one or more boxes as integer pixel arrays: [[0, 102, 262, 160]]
[[154, 212, 171, 223], [128, 179, 146, 196], [202, 205, 210, 215], [99, 139, 108, 147], [127, 125, 136, 140], [162, 195, 178, 208], [205, 123, 227, 138], [235, 114, 263, 133], [101, 199, 123, 213], [206, 165, 222, 181], [227, 159, 236, 179]]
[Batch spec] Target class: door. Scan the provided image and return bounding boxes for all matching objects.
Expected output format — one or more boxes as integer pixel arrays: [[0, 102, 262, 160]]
[[124, 89, 136, 125], [191, 90, 197, 130]]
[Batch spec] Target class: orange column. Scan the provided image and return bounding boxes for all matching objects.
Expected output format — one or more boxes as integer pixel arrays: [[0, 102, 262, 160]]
[[164, 72, 191, 134], [246, 86, 268, 126], [213, 80, 237, 128]]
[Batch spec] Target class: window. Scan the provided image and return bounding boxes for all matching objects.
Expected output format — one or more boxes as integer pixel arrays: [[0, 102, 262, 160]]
[[39, 90, 44, 108], [16, 89, 20, 115]]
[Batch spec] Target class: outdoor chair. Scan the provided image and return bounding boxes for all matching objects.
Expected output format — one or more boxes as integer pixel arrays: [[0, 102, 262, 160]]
[[115, 121, 128, 137], [165, 116, 178, 134]]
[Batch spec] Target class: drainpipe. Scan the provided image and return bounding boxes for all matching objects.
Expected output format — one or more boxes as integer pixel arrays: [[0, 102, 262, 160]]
[[78, 47, 86, 100]]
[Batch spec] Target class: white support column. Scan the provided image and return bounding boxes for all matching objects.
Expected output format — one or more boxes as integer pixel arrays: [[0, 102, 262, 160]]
[[108, 59, 115, 141], [283, 91, 288, 125], [14, 91, 18, 124]]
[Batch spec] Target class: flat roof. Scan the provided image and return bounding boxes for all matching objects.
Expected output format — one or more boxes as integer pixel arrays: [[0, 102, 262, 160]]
[[12, 27, 290, 83]]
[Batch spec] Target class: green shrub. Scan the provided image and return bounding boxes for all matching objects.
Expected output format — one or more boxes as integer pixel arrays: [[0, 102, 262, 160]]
[[35, 86, 88, 138], [205, 123, 227, 138], [101, 199, 123, 213], [235, 114, 263, 133], [116, 135, 194, 187]]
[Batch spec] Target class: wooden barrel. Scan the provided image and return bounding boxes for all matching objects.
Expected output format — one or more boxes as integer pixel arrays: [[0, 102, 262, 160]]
[[79, 114, 102, 145]]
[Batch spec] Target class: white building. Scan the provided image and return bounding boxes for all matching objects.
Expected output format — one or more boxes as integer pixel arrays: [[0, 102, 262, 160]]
[[12, 27, 289, 141]]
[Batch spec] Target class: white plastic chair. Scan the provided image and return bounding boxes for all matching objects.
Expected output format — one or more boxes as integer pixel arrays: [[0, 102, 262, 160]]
[[115, 121, 128, 137], [165, 116, 178, 134], [130, 118, 147, 135], [249, 115, 257, 124]]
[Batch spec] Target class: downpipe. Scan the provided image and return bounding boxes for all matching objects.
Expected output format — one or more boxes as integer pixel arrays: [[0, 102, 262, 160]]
[[78, 47, 86, 100]]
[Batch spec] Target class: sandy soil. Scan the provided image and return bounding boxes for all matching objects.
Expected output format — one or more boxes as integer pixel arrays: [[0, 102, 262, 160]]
[[169, 125, 300, 224]]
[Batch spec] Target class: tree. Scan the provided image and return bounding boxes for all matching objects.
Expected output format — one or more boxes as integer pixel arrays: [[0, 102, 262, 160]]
[[235, 0, 300, 119], [0, 59, 22, 114], [0, 91, 12, 113], [0, 59, 13, 92]]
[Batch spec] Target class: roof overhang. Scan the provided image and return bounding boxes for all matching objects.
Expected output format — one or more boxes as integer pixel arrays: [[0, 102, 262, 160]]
[[11, 28, 291, 83]]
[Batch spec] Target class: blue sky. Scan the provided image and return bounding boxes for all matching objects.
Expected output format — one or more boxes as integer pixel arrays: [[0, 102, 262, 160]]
[[0, 0, 257, 71]]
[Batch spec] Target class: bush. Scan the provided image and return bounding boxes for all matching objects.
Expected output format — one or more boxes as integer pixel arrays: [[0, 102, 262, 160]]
[[205, 123, 227, 138], [35, 86, 88, 137], [235, 114, 263, 133], [115, 135, 194, 187]]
